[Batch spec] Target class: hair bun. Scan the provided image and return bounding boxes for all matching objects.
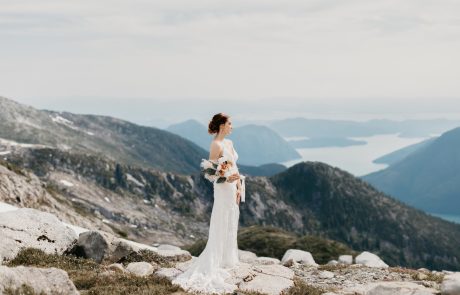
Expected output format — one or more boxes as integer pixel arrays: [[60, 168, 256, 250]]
[[208, 113, 229, 134]]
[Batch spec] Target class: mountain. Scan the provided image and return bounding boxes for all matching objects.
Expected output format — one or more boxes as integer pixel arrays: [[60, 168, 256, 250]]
[[363, 127, 460, 215], [2, 142, 460, 270], [269, 162, 460, 270], [228, 124, 301, 166], [167, 120, 301, 166], [0, 96, 207, 174], [373, 137, 436, 166], [270, 118, 460, 138], [167, 119, 211, 150]]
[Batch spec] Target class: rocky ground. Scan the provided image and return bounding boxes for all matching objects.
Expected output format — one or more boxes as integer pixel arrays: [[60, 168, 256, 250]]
[[1, 202, 460, 295]]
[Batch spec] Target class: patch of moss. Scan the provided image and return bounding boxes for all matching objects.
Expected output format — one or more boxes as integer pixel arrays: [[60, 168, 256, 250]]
[[283, 278, 326, 295], [183, 239, 207, 257], [118, 249, 175, 268], [7, 248, 181, 295], [3, 284, 46, 295], [0, 159, 26, 176]]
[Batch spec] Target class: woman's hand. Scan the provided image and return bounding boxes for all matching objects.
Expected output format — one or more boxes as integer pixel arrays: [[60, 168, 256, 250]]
[[226, 173, 240, 183]]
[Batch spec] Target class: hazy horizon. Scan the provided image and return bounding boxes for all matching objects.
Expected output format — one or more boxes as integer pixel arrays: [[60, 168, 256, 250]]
[[1, 0, 460, 127], [4, 95, 460, 129]]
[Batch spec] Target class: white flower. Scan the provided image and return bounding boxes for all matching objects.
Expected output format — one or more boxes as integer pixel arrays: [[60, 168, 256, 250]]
[[200, 159, 214, 170], [218, 155, 230, 164]]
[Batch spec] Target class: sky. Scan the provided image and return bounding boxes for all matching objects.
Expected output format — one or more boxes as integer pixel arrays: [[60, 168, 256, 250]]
[[1, 0, 460, 127]]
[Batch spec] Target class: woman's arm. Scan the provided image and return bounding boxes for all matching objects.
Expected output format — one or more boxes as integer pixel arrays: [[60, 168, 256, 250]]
[[209, 141, 222, 162]]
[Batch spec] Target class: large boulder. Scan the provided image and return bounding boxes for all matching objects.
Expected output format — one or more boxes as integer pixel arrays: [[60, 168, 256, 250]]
[[281, 249, 318, 266], [0, 208, 77, 263], [355, 251, 388, 268], [68, 230, 135, 263], [238, 249, 258, 263], [0, 265, 78, 294], [338, 255, 353, 265], [69, 231, 191, 264], [442, 272, 460, 295]]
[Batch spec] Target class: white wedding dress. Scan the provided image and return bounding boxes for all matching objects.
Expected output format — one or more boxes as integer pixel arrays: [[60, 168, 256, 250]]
[[172, 138, 242, 294]]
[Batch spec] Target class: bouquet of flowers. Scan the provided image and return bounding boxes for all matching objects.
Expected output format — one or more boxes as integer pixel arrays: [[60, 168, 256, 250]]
[[200, 155, 234, 184]]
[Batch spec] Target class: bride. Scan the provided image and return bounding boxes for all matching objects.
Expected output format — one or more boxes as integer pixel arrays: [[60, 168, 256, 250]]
[[172, 113, 244, 294]]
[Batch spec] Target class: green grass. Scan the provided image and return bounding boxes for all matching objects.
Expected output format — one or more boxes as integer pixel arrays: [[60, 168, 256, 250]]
[[7, 248, 181, 295], [3, 284, 46, 295], [282, 278, 326, 295], [118, 249, 175, 268], [184, 225, 356, 265]]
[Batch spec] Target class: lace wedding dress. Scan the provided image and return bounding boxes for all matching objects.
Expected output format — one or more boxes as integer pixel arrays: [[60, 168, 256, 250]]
[[172, 138, 243, 294]]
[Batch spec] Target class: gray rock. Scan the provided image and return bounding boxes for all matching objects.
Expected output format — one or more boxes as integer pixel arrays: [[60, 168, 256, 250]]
[[238, 272, 293, 295], [126, 262, 156, 276], [442, 272, 460, 295], [0, 265, 78, 294], [0, 208, 77, 263], [255, 256, 281, 265], [69, 230, 135, 263], [355, 251, 388, 268], [328, 260, 339, 265], [281, 249, 318, 266], [343, 281, 437, 295], [338, 255, 353, 265], [238, 249, 258, 263]]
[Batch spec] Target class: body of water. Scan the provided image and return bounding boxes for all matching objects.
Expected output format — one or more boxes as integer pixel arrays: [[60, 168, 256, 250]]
[[281, 133, 429, 176]]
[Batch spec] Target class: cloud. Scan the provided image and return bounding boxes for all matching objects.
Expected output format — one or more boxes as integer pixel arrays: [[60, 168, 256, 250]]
[[0, 0, 459, 107]]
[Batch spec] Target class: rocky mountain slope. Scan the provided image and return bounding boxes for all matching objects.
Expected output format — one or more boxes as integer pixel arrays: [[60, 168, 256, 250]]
[[2, 142, 460, 270], [0, 96, 206, 174], [364, 127, 460, 215], [1, 204, 460, 295]]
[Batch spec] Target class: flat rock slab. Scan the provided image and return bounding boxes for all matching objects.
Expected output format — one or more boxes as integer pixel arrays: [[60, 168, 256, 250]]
[[0, 265, 79, 295], [238, 272, 294, 295], [126, 262, 157, 276], [252, 264, 295, 280], [0, 208, 77, 263], [442, 272, 460, 295], [342, 281, 438, 295]]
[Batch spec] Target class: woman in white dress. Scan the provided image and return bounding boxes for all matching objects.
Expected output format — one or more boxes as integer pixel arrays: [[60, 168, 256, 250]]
[[172, 113, 243, 294]]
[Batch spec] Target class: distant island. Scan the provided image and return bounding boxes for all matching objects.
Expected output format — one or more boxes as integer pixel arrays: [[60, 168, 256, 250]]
[[288, 137, 367, 148]]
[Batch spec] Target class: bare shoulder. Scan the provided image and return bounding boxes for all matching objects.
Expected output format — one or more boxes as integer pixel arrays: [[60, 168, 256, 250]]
[[209, 140, 222, 150], [209, 140, 223, 160]]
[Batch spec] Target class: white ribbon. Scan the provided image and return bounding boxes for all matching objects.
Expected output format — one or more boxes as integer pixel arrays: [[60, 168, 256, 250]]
[[239, 175, 246, 203]]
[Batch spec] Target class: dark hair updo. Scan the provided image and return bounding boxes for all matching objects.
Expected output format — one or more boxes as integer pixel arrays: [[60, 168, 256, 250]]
[[208, 113, 229, 134]]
